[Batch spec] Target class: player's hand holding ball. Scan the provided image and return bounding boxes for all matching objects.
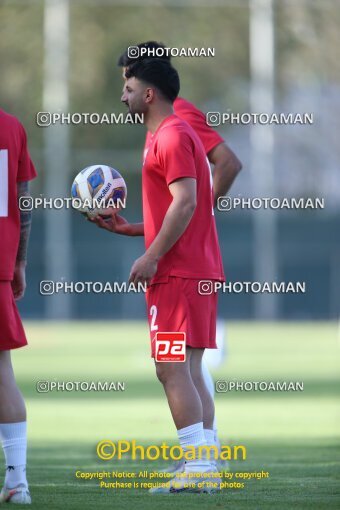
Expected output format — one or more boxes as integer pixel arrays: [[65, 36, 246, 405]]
[[90, 211, 133, 236], [71, 164, 145, 237]]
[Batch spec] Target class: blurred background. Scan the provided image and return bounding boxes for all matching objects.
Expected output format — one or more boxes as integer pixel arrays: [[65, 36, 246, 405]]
[[1, 0, 339, 321], [1, 2, 339, 508]]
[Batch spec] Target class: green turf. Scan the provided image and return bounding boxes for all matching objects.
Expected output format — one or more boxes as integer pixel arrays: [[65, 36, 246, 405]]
[[3, 321, 340, 509]]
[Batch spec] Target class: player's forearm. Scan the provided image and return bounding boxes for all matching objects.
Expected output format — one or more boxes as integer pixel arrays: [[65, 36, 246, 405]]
[[16, 181, 32, 263], [209, 143, 242, 207], [213, 157, 242, 206], [146, 199, 196, 261], [127, 222, 144, 236]]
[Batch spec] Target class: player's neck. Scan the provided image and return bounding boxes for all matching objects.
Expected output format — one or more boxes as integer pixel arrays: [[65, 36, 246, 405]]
[[145, 104, 174, 134]]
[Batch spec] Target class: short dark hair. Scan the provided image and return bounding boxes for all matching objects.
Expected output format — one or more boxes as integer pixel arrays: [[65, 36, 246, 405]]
[[125, 58, 180, 103], [117, 41, 170, 67]]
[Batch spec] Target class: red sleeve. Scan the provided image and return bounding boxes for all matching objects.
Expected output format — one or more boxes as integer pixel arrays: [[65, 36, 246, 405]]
[[17, 123, 37, 182], [156, 128, 197, 186], [175, 101, 224, 155]]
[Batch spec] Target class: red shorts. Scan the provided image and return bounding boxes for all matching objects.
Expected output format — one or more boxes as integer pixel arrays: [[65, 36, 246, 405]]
[[0, 281, 27, 351], [146, 277, 217, 358]]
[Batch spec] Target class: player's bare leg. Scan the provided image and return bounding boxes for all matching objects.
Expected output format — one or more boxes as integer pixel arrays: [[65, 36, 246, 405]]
[[189, 348, 214, 429], [0, 351, 26, 423], [191, 351, 216, 451], [155, 348, 202, 429], [190, 348, 222, 470], [155, 348, 212, 472], [203, 320, 227, 439], [0, 351, 30, 504], [152, 348, 221, 494]]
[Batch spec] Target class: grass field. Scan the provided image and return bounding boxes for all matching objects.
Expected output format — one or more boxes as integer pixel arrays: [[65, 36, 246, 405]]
[[4, 321, 340, 509]]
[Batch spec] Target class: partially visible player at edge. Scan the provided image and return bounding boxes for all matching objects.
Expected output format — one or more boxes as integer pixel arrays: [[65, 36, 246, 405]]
[[0, 109, 36, 505], [116, 42, 242, 473], [93, 57, 226, 493]]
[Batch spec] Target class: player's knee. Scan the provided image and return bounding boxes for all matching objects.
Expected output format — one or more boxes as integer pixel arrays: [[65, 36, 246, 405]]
[[155, 363, 179, 385], [155, 363, 168, 384]]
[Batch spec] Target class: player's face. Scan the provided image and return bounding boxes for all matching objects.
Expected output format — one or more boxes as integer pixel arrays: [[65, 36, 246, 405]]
[[121, 77, 149, 116]]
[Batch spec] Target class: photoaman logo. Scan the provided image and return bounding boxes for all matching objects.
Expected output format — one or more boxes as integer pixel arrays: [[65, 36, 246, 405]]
[[155, 332, 186, 362]]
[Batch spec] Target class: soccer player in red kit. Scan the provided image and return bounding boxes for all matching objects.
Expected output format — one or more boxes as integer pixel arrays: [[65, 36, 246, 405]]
[[115, 41, 242, 474], [117, 41, 242, 208], [0, 109, 36, 504], [93, 59, 225, 493]]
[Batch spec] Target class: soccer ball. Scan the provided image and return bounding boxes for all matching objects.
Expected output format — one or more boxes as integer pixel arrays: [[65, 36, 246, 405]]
[[71, 164, 127, 218]]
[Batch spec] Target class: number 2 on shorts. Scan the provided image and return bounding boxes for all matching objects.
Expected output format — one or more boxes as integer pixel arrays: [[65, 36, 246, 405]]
[[150, 305, 158, 331]]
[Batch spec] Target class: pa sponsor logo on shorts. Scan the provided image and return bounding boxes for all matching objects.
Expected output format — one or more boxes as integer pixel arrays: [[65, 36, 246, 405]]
[[155, 332, 186, 362]]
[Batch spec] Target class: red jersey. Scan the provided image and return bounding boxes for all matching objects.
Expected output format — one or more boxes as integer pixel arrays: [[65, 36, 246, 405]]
[[0, 110, 37, 280], [142, 114, 224, 284], [144, 97, 224, 159]]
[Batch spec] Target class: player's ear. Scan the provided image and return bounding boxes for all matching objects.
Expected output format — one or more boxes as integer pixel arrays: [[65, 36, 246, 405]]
[[144, 87, 154, 103]]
